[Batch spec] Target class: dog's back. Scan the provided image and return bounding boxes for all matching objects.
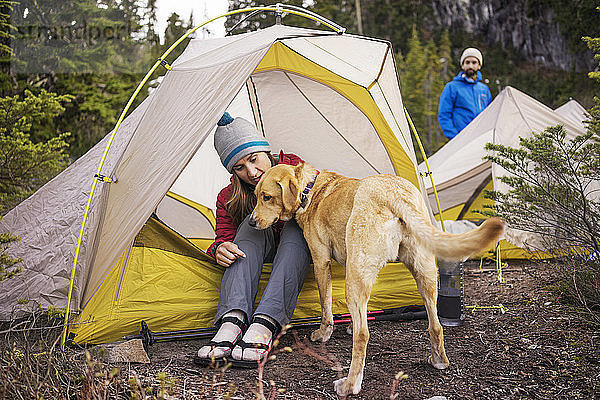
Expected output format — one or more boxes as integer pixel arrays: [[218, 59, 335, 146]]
[[351, 174, 504, 263], [299, 171, 503, 266]]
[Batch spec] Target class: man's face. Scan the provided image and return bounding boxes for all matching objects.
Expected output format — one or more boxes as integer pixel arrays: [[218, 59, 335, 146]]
[[462, 56, 481, 78]]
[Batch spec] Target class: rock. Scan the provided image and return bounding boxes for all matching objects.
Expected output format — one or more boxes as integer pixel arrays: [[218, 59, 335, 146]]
[[430, 0, 591, 71], [105, 339, 150, 364]]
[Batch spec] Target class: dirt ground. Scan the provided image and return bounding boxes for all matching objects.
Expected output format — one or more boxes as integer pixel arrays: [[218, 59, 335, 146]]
[[125, 260, 600, 399]]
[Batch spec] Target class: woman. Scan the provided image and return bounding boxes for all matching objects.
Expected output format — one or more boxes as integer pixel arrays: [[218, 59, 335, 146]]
[[194, 112, 310, 368]]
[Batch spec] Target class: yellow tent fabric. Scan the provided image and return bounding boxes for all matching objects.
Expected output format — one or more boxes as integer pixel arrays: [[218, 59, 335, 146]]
[[72, 217, 421, 344]]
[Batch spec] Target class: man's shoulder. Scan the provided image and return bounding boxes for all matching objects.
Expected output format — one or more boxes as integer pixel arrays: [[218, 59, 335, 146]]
[[448, 75, 468, 87], [442, 79, 463, 95]]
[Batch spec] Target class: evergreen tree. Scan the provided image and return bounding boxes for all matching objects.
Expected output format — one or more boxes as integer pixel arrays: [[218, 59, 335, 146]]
[[7, 0, 149, 158], [162, 12, 188, 62], [398, 28, 454, 156], [0, 0, 11, 57], [582, 35, 600, 170], [0, 226, 20, 282], [0, 90, 71, 281], [423, 38, 445, 154], [438, 30, 454, 82], [0, 0, 19, 281], [434, 30, 454, 152], [0, 90, 71, 211], [164, 13, 185, 48], [188, 11, 195, 29], [145, 0, 160, 49], [53, 73, 141, 158], [11, 0, 146, 78], [0, 0, 14, 95], [361, 0, 432, 56], [311, 0, 357, 32], [360, 0, 394, 41], [399, 27, 426, 156]]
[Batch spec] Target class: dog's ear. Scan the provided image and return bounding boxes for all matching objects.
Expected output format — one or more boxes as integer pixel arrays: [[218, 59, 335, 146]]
[[278, 175, 299, 212], [293, 162, 307, 180]]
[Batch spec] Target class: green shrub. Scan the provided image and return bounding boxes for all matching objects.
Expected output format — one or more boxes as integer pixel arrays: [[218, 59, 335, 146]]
[[481, 26, 600, 323], [482, 124, 600, 324]]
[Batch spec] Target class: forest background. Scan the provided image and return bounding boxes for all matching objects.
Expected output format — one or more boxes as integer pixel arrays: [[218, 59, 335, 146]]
[[1, 0, 599, 215]]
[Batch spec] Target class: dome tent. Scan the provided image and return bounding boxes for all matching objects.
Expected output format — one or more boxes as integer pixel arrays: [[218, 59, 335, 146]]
[[1, 9, 431, 344], [420, 86, 586, 258], [554, 98, 589, 131]]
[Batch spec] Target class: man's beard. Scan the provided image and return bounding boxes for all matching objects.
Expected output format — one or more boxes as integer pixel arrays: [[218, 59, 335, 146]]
[[464, 68, 476, 78]]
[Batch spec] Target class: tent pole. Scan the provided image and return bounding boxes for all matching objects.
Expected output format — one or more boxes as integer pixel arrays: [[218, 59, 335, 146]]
[[404, 107, 446, 232], [60, 5, 346, 350], [122, 307, 426, 344]]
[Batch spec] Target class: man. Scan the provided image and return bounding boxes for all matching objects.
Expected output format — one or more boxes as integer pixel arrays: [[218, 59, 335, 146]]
[[438, 47, 492, 139]]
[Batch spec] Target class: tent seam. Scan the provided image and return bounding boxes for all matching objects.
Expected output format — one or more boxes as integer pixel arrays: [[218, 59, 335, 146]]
[[297, 37, 364, 73], [248, 76, 266, 138], [281, 70, 381, 174]]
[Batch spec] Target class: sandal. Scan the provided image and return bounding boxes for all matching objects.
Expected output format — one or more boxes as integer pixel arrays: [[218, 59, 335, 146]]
[[228, 315, 280, 369], [193, 315, 247, 367]]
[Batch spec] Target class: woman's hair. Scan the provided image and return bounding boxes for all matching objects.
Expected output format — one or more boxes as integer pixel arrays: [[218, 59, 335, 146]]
[[226, 152, 275, 225]]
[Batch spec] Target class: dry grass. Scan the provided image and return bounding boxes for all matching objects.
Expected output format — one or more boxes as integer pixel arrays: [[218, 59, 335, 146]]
[[0, 313, 182, 399], [551, 254, 600, 326], [0, 313, 87, 398]]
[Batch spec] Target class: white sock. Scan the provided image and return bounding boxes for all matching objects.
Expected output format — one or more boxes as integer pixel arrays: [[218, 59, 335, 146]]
[[197, 310, 245, 359], [231, 314, 277, 361]]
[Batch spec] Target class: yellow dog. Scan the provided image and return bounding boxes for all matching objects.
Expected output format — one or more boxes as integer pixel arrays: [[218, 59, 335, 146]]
[[250, 162, 504, 396]]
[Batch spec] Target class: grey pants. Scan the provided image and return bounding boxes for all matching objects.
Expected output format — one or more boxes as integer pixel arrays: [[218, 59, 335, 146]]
[[214, 216, 310, 328]]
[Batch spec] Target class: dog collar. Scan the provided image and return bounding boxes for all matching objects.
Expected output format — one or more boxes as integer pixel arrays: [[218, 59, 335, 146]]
[[299, 170, 320, 209]]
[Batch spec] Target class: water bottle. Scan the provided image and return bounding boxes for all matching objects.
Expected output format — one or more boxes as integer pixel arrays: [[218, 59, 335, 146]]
[[437, 260, 465, 326]]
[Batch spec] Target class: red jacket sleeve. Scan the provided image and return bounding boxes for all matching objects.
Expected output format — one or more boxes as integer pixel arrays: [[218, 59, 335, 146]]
[[206, 186, 238, 258]]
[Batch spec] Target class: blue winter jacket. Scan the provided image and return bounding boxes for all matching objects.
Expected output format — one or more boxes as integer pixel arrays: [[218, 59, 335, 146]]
[[438, 70, 492, 139]]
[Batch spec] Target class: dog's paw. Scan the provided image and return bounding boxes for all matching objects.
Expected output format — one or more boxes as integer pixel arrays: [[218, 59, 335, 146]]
[[428, 354, 450, 370], [334, 377, 361, 396], [310, 325, 334, 342]]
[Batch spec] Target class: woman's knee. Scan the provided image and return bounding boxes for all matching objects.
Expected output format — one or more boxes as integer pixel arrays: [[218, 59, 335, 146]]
[[234, 216, 274, 246]]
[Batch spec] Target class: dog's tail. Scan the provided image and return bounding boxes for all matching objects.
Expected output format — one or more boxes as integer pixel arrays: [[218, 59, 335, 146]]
[[404, 213, 505, 261]]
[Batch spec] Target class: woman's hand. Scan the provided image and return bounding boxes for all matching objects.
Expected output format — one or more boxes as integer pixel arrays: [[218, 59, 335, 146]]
[[215, 241, 246, 267]]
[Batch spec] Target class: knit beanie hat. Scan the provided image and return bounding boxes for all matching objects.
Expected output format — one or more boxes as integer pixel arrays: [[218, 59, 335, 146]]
[[460, 47, 483, 67], [214, 112, 271, 173]]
